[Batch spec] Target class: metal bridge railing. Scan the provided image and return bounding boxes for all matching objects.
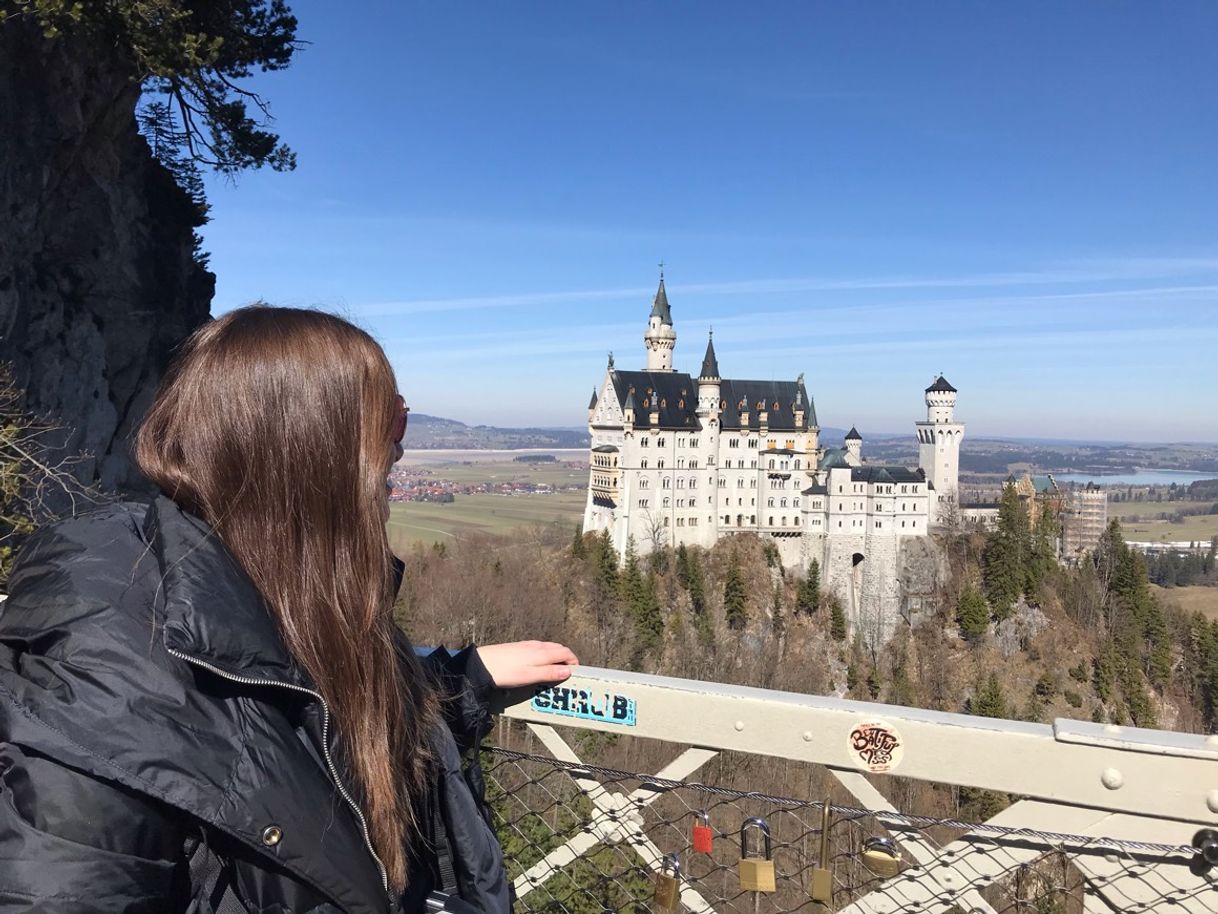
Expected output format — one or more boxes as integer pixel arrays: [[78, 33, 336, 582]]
[[485, 665, 1218, 913]]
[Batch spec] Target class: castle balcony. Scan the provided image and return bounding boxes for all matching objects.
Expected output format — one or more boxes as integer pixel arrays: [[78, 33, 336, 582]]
[[481, 664, 1216, 913]]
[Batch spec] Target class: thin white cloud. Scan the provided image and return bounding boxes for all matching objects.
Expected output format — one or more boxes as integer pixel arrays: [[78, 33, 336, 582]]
[[352, 259, 1218, 318]]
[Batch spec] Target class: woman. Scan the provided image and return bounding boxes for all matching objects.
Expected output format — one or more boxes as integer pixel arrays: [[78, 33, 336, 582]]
[[0, 306, 577, 913]]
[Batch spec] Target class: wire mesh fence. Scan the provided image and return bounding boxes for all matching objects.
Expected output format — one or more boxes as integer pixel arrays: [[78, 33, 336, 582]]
[[484, 745, 1214, 914]]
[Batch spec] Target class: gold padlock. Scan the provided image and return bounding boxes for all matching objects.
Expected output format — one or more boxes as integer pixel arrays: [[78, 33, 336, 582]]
[[810, 800, 832, 903], [861, 836, 902, 879], [738, 817, 777, 893], [653, 853, 680, 912]]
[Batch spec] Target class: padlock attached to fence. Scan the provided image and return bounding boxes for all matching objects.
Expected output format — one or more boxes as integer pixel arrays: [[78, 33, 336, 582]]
[[861, 836, 901, 879], [691, 810, 713, 854], [653, 853, 680, 912], [810, 799, 833, 903], [738, 817, 777, 893]]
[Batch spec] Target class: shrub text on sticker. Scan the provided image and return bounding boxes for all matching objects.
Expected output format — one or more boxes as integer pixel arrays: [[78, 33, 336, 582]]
[[532, 686, 637, 726]]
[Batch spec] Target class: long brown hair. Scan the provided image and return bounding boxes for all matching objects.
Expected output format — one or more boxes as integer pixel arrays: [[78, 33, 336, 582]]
[[136, 305, 436, 890]]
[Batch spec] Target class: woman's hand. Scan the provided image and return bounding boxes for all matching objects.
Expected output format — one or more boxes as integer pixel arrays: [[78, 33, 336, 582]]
[[477, 641, 579, 688]]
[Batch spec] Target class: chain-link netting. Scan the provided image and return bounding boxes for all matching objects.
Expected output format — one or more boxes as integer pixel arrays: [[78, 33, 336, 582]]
[[484, 745, 1213, 914]]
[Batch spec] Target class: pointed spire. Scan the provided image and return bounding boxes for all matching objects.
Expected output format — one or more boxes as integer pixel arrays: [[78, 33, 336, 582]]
[[649, 275, 672, 324], [588, 388, 598, 409], [624, 388, 636, 411], [845, 426, 862, 440], [699, 330, 719, 380]]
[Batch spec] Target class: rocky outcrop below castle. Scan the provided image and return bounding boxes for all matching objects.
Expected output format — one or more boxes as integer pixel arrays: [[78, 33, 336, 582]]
[[0, 19, 213, 494]]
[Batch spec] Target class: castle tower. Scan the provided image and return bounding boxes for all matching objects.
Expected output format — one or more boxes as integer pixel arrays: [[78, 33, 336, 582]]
[[696, 331, 721, 416], [643, 272, 677, 371], [844, 426, 862, 466], [916, 375, 964, 524]]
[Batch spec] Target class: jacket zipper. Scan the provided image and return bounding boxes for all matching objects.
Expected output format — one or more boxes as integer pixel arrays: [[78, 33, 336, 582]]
[[165, 647, 392, 897]]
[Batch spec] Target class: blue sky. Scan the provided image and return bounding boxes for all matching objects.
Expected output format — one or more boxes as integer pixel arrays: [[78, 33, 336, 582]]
[[201, 1, 1218, 442]]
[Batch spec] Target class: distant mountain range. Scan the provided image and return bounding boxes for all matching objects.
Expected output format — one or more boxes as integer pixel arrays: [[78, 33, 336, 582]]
[[405, 415, 1218, 474], [405, 414, 590, 450]]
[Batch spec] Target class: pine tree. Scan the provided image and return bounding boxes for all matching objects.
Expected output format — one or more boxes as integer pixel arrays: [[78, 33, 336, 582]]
[[771, 583, 785, 635], [829, 595, 848, 642], [571, 523, 586, 559], [796, 559, 820, 615], [956, 586, 990, 641], [983, 485, 1031, 619], [631, 572, 664, 661], [971, 672, 1009, 719], [723, 552, 747, 630]]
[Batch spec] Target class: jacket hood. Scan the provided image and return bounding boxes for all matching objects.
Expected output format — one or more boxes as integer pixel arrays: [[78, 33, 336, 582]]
[[144, 495, 310, 688]]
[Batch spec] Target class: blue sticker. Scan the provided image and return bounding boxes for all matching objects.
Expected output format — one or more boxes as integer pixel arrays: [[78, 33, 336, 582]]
[[532, 686, 637, 726]]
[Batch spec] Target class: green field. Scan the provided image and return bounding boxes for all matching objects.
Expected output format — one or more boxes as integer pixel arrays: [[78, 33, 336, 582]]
[[387, 490, 586, 548], [1152, 585, 1218, 621], [410, 461, 586, 489]]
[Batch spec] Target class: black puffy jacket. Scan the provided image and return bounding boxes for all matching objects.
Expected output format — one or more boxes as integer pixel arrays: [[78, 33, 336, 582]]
[[0, 497, 510, 913]]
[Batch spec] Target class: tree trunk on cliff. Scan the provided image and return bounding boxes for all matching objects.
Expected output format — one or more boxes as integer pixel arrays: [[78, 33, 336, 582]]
[[0, 17, 214, 495]]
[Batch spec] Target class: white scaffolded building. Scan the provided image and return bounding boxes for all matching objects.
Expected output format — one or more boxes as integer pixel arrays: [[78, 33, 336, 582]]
[[583, 278, 965, 641]]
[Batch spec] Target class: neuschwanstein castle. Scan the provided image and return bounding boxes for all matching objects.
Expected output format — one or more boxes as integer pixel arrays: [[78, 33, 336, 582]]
[[583, 276, 964, 641]]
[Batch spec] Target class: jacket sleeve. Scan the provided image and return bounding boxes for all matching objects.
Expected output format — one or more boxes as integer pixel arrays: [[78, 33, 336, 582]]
[[420, 644, 498, 754], [0, 743, 187, 913]]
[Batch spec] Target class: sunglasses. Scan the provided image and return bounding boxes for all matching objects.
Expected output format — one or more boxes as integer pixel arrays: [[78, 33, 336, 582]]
[[393, 395, 409, 445]]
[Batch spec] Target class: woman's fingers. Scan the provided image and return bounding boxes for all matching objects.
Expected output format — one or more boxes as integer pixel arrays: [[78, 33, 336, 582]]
[[477, 641, 579, 688]]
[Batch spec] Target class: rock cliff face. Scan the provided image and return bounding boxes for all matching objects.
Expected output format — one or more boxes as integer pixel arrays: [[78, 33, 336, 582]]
[[0, 19, 213, 493]]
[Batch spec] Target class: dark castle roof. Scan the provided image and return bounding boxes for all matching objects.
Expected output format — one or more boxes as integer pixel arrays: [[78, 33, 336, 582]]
[[845, 426, 862, 440], [609, 371, 700, 429], [718, 378, 816, 432], [588, 389, 598, 409], [850, 466, 926, 484], [699, 334, 720, 380], [606, 371, 816, 432], [926, 375, 957, 393], [649, 278, 672, 324]]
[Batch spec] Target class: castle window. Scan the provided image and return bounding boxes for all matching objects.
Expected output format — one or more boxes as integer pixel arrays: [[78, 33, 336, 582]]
[[640, 459, 648, 469], [838, 486, 843, 493], [767, 439, 776, 449], [640, 478, 649, 489], [689, 517, 698, 526], [689, 459, 698, 469], [901, 520, 906, 528], [750, 460, 757, 469], [677, 458, 685, 469], [663, 517, 669, 526], [729, 439, 739, 448], [838, 521, 842, 528], [724, 515, 731, 525], [690, 477, 698, 488], [751, 515, 756, 524], [750, 479, 757, 488], [793, 498, 799, 508], [748, 439, 757, 449], [639, 498, 649, 508], [718, 477, 726, 487], [641, 438, 649, 447], [677, 498, 684, 508], [677, 438, 685, 447], [768, 459, 775, 469], [781, 516, 787, 526], [662, 477, 671, 489], [794, 460, 800, 469], [876, 521, 881, 528], [657, 459, 665, 469], [768, 516, 773, 525], [657, 438, 666, 447], [780, 498, 788, 508], [677, 478, 685, 489], [794, 517, 800, 525], [786, 439, 795, 449], [767, 497, 775, 507], [690, 438, 699, 448], [677, 517, 685, 527], [663, 497, 670, 507]]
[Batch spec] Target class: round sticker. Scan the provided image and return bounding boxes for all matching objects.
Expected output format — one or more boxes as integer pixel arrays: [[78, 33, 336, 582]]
[[848, 719, 904, 773]]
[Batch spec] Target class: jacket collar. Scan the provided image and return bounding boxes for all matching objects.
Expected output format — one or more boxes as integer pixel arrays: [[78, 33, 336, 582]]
[[142, 495, 310, 688]]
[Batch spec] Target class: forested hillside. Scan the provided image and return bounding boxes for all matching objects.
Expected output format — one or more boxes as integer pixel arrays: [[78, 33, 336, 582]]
[[396, 495, 1218, 820]]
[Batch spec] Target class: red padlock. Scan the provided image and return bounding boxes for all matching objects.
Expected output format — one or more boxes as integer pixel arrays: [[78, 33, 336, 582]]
[[692, 810, 713, 854]]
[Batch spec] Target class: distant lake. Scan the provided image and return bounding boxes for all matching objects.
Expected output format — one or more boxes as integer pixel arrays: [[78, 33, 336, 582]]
[[1053, 469, 1216, 487]]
